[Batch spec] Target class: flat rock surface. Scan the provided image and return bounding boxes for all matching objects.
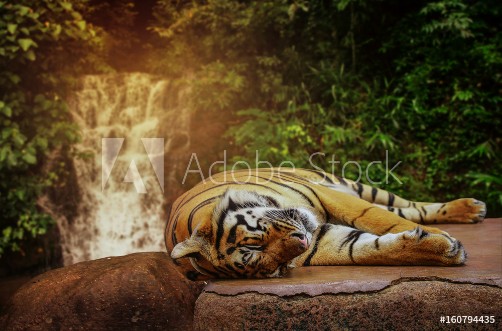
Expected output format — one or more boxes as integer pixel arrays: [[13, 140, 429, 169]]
[[205, 219, 502, 296], [1, 252, 204, 331]]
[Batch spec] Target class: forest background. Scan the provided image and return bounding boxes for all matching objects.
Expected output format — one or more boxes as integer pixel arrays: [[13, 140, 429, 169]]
[[0, 0, 500, 259]]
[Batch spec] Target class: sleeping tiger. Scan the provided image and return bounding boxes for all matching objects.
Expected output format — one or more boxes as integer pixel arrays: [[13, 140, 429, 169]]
[[165, 168, 486, 280]]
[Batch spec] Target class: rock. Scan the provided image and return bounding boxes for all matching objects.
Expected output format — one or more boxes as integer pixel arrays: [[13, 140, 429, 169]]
[[1, 252, 204, 331], [194, 280, 502, 330]]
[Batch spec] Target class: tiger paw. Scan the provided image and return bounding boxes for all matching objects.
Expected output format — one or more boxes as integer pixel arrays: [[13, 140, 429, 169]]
[[439, 198, 487, 223], [398, 227, 466, 265]]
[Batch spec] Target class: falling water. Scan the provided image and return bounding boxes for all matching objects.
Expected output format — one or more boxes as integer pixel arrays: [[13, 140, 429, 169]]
[[55, 73, 191, 265]]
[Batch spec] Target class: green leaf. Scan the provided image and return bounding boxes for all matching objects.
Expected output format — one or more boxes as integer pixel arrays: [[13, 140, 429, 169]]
[[7, 24, 17, 34], [336, 0, 351, 11], [18, 6, 30, 16], [37, 137, 48, 149], [2, 106, 12, 117], [34, 94, 45, 103], [60, 1, 73, 11], [25, 50, 36, 61], [76, 20, 86, 31], [12, 133, 25, 146], [52, 24, 62, 37], [2, 227, 12, 239], [15, 190, 25, 201], [9, 74, 21, 84], [20, 27, 30, 36], [18, 38, 36, 52], [13, 228, 24, 240], [453, 90, 473, 101], [2, 128, 11, 139], [22, 153, 37, 165], [0, 146, 9, 162], [71, 11, 83, 20]]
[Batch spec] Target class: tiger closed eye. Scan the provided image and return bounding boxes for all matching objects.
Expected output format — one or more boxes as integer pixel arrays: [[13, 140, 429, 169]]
[[234, 262, 246, 269], [243, 245, 263, 250]]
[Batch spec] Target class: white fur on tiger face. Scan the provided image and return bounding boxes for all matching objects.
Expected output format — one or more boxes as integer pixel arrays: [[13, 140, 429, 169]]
[[206, 190, 317, 277]]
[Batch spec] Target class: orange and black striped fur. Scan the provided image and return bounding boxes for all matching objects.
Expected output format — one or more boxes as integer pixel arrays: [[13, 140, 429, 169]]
[[165, 168, 486, 280]]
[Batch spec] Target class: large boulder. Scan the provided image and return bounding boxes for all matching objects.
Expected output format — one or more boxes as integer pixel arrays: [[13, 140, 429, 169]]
[[195, 281, 502, 330], [1, 252, 204, 331]]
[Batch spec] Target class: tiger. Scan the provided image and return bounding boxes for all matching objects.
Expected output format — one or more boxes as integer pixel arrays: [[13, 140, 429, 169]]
[[165, 168, 487, 280]]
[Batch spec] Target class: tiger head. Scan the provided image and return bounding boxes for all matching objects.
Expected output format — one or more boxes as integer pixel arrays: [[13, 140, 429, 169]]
[[170, 189, 319, 278]]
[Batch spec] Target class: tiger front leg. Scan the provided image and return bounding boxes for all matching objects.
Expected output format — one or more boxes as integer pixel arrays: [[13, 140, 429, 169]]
[[295, 224, 466, 267]]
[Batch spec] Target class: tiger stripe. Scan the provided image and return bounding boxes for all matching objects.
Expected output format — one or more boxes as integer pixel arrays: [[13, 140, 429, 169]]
[[248, 175, 316, 207], [339, 229, 365, 263], [371, 187, 378, 202], [303, 224, 330, 266], [351, 206, 377, 226], [388, 192, 395, 206], [270, 172, 330, 221], [187, 197, 220, 235]]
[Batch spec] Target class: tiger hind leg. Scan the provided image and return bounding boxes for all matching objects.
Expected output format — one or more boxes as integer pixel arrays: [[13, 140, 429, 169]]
[[324, 179, 487, 224], [296, 223, 466, 267], [374, 198, 487, 224]]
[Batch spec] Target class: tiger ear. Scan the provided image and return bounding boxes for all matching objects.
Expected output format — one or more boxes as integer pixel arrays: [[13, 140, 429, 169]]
[[171, 238, 203, 260]]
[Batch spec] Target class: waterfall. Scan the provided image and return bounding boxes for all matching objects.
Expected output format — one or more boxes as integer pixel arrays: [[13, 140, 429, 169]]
[[55, 73, 190, 265]]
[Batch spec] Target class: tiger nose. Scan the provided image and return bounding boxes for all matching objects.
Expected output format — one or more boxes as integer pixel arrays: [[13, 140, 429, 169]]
[[291, 232, 309, 249]]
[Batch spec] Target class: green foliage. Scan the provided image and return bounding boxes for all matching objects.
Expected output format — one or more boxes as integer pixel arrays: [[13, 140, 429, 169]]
[[152, 0, 501, 215], [0, 0, 103, 255], [375, 0, 502, 204], [150, 0, 295, 111]]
